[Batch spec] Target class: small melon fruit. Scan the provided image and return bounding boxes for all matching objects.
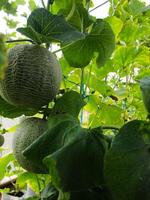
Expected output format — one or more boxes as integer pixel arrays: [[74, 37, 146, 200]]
[[12, 117, 48, 173], [0, 44, 62, 108]]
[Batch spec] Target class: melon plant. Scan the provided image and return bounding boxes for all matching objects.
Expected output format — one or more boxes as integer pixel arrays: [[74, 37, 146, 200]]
[[0, 44, 62, 108], [0, 0, 149, 199], [12, 117, 48, 174]]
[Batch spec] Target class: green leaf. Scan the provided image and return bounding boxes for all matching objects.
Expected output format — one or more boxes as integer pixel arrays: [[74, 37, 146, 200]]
[[4, 17, 18, 29], [0, 153, 15, 180], [3, 2, 17, 15], [105, 16, 123, 38], [89, 77, 113, 97], [51, 0, 84, 14], [104, 120, 150, 200], [89, 103, 124, 128], [119, 21, 139, 43], [128, 0, 146, 16], [62, 35, 93, 68], [112, 46, 138, 68], [91, 19, 115, 67], [51, 91, 86, 117], [28, 0, 37, 10], [0, 0, 8, 9], [134, 46, 150, 66], [43, 128, 106, 191], [62, 19, 115, 68], [17, 172, 50, 193], [17, 8, 84, 44], [62, 3, 94, 31], [0, 97, 38, 118], [15, 0, 25, 5], [17, 26, 43, 44], [23, 114, 80, 169]]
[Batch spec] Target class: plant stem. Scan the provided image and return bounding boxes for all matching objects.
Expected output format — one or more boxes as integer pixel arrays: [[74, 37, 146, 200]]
[[52, 40, 78, 54], [80, 68, 85, 96], [64, 75, 80, 86], [86, 0, 91, 11], [89, 0, 109, 13], [102, 125, 120, 130], [66, 0, 76, 21], [6, 39, 34, 44], [41, 0, 46, 8], [80, 68, 85, 124], [85, 64, 92, 95]]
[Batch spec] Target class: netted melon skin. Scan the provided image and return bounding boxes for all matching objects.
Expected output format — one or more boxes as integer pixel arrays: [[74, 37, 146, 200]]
[[0, 44, 62, 108], [12, 117, 48, 174]]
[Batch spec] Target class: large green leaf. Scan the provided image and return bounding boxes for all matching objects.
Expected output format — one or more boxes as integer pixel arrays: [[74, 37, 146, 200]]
[[104, 120, 150, 200], [43, 127, 107, 191], [51, 90, 86, 117], [62, 19, 115, 68], [23, 114, 80, 169], [0, 97, 38, 118], [17, 8, 84, 44], [0, 153, 15, 180]]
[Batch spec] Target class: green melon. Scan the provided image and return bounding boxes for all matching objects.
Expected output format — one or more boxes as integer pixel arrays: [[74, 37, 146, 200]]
[[0, 44, 62, 108], [12, 117, 48, 174]]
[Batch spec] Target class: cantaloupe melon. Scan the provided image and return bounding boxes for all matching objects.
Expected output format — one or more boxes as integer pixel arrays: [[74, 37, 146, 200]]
[[12, 117, 48, 173], [0, 44, 62, 108]]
